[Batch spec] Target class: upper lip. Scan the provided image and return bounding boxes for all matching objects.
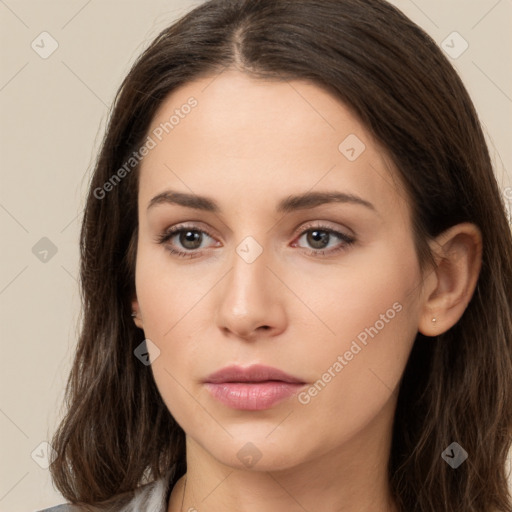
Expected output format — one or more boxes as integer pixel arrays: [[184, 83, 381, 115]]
[[204, 364, 304, 384]]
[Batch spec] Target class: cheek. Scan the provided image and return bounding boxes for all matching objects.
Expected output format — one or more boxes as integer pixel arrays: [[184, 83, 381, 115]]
[[291, 241, 421, 414], [134, 241, 213, 337], [296, 303, 415, 448], [289, 236, 421, 347], [134, 247, 217, 412], [134, 251, 206, 421]]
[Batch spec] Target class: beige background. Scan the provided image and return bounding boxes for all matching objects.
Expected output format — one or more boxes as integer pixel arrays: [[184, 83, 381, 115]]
[[0, 1, 511, 510]]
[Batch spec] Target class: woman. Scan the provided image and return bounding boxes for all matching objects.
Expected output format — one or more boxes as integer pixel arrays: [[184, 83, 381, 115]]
[[41, 0, 512, 510]]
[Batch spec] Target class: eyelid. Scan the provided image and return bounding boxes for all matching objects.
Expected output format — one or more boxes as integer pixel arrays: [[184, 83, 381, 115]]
[[154, 223, 219, 246], [291, 220, 354, 239]]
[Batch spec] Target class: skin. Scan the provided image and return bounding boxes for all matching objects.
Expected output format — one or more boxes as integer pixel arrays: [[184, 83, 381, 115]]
[[131, 69, 482, 512]]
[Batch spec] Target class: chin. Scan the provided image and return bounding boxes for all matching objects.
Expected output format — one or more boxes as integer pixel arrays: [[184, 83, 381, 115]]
[[199, 430, 312, 472]]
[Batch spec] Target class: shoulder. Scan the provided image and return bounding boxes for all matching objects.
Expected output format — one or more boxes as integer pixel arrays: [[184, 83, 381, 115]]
[[116, 472, 171, 512], [37, 469, 175, 512]]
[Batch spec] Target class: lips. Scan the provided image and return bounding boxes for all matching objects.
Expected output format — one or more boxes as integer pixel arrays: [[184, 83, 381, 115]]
[[204, 364, 304, 384], [204, 364, 306, 410]]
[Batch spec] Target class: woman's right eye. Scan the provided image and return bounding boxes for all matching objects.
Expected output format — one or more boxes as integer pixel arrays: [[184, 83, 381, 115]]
[[155, 225, 219, 258]]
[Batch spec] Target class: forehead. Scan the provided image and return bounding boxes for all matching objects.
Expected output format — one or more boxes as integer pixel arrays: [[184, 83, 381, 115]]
[[137, 70, 409, 219]]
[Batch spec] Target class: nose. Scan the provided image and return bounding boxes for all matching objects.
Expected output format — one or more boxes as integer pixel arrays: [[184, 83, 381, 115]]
[[215, 244, 287, 341]]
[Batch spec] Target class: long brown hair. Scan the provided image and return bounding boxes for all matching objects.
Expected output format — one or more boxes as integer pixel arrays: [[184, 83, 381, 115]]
[[49, 1, 512, 510]]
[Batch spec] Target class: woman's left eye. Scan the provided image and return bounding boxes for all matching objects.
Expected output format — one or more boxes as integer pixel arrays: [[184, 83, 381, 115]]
[[155, 224, 355, 259], [293, 226, 355, 256]]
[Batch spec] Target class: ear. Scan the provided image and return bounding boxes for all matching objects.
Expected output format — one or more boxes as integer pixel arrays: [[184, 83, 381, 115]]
[[131, 295, 144, 329], [418, 222, 482, 337]]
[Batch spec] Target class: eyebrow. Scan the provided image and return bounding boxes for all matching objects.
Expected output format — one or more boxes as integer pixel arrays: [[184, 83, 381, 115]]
[[146, 189, 376, 214]]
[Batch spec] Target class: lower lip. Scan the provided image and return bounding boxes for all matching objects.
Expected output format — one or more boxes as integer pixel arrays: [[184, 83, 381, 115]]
[[205, 382, 304, 410]]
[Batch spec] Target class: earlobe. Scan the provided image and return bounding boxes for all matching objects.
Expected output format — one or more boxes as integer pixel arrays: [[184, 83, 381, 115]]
[[131, 296, 144, 329], [418, 223, 482, 337]]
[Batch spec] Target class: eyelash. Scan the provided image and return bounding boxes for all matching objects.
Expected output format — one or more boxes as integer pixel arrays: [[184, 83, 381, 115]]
[[154, 223, 356, 259]]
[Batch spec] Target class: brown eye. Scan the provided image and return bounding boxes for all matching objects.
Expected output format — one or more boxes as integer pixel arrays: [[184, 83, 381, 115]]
[[155, 225, 219, 259], [179, 230, 203, 250], [295, 226, 355, 255], [306, 230, 331, 249]]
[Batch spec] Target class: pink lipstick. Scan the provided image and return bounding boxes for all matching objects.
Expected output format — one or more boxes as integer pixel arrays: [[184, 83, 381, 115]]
[[204, 364, 305, 410]]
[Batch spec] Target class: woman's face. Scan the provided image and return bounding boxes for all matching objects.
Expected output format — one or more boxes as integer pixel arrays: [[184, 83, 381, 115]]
[[133, 70, 425, 472]]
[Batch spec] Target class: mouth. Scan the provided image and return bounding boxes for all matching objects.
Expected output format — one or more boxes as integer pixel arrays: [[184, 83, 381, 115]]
[[204, 364, 306, 410]]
